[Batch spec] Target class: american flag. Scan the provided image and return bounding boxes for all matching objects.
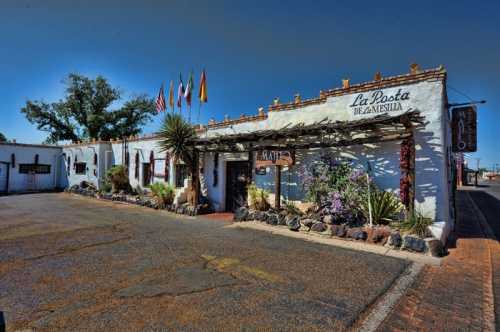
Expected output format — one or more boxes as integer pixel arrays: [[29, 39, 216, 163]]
[[156, 84, 166, 113]]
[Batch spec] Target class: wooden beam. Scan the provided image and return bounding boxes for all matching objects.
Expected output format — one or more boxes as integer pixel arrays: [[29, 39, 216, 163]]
[[275, 165, 281, 209]]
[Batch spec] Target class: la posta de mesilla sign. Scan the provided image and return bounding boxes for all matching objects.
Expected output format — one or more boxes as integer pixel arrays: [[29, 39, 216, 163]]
[[349, 88, 411, 116]]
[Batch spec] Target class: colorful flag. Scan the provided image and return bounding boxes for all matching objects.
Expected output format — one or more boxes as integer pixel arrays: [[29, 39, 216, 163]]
[[155, 83, 166, 113], [177, 74, 184, 109], [168, 80, 174, 109], [184, 71, 194, 106], [199, 69, 208, 103]]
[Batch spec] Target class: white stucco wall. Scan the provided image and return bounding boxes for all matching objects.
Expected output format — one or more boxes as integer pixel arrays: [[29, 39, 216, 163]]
[[201, 79, 452, 242], [63, 143, 111, 189], [0, 143, 63, 193]]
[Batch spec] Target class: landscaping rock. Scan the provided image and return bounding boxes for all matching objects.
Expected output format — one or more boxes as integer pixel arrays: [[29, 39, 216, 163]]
[[266, 213, 278, 226], [402, 235, 426, 253], [246, 210, 256, 221], [366, 226, 392, 244], [322, 215, 334, 224], [347, 227, 367, 241], [388, 232, 402, 247], [425, 238, 445, 257], [331, 224, 347, 237], [311, 222, 327, 233], [300, 218, 315, 229], [277, 214, 287, 226], [233, 207, 249, 222], [286, 216, 301, 231]]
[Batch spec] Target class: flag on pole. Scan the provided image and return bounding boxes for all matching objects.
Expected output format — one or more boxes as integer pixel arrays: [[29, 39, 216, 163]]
[[155, 83, 166, 113], [177, 74, 184, 109], [168, 80, 174, 110], [184, 71, 194, 107], [198, 69, 208, 103]]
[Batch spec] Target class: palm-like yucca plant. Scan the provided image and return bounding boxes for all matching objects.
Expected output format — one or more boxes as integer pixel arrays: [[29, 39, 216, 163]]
[[157, 113, 196, 165], [361, 189, 402, 225]]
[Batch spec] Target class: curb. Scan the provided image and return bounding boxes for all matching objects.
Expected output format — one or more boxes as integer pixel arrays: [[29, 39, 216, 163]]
[[228, 222, 441, 266]]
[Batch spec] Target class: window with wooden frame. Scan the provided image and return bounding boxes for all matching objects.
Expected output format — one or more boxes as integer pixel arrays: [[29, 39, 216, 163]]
[[19, 164, 51, 174], [75, 162, 86, 175]]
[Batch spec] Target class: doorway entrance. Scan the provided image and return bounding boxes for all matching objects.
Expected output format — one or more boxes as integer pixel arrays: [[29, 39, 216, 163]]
[[225, 161, 250, 212], [142, 163, 151, 187], [0, 162, 9, 193]]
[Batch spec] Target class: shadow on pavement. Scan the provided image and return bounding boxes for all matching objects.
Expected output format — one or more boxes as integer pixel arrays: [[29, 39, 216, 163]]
[[465, 190, 500, 241]]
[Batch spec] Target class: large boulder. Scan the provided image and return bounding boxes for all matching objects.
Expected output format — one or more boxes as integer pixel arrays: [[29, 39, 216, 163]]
[[402, 235, 426, 253], [387, 232, 402, 247], [300, 218, 315, 229], [277, 214, 287, 226], [331, 224, 347, 237], [347, 227, 367, 241], [233, 207, 249, 222], [311, 222, 327, 233], [425, 238, 445, 257], [286, 216, 301, 231], [266, 213, 279, 226], [366, 226, 392, 244]]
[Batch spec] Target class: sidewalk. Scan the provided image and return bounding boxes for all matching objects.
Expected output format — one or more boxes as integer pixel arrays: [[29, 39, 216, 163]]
[[377, 190, 498, 331]]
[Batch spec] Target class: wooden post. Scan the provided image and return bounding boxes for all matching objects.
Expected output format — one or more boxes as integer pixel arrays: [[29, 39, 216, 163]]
[[248, 149, 254, 183], [275, 165, 281, 209]]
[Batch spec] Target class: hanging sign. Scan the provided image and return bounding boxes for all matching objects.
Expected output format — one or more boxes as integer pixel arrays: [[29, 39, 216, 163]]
[[256, 150, 294, 167], [452, 106, 477, 152]]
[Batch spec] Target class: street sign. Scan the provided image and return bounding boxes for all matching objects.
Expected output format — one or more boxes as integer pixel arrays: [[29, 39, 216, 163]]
[[452, 106, 477, 152], [255, 150, 295, 168]]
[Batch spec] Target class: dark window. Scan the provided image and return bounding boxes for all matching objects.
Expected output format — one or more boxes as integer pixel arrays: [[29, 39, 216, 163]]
[[75, 162, 86, 175], [94, 153, 98, 165], [175, 164, 189, 188], [67, 156, 71, 174], [19, 164, 51, 174], [135, 152, 139, 179]]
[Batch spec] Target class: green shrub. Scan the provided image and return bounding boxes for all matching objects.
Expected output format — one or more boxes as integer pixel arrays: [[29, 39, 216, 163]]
[[400, 211, 433, 238], [248, 183, 271, 211], [105, 165, 130, 193], [361, 189, 402, 225], [149, 182, 175, 208], [100, 181, 112, 193]]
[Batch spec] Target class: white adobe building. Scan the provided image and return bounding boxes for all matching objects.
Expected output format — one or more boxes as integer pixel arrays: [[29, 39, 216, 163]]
[[0, 65, 454, 243]]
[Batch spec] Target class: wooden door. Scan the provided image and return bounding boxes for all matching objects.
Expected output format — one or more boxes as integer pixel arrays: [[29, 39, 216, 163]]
[[225, 161, 250, 212]]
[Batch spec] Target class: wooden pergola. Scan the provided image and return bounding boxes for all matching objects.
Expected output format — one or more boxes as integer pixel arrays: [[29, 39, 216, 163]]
[[188, 110, 424, 210]]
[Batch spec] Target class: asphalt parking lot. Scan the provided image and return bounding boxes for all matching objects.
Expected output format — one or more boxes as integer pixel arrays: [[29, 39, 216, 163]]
[[0, 193, 408, 331]]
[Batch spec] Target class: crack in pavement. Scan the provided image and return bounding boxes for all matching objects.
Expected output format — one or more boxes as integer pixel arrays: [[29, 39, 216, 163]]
[[24, 236, 131, 261]]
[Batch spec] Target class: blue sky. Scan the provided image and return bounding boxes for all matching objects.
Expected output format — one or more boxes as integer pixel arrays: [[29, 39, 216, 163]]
[[1, 0, 499, 169]]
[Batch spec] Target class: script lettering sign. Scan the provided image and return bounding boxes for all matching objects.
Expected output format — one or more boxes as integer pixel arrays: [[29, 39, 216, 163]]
[[349, 88, 410, 116], [452, 106, 477, 152]]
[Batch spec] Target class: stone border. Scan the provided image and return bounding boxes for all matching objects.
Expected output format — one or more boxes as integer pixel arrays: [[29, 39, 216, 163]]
[[228, 221, 441, 266]]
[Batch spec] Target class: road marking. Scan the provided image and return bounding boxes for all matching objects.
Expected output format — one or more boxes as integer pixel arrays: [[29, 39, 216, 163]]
[[201, 255, 284, 283]]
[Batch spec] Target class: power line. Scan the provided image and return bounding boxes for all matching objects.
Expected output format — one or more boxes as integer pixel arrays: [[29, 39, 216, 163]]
[[448, 85, 474, 102]]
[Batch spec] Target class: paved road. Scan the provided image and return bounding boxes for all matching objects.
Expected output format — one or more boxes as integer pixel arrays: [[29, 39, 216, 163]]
[[0, 193, 407, 331], [469, 180, 500, 240]]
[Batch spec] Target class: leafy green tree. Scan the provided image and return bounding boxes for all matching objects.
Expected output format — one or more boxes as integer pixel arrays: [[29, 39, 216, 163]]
[[21, 74, 156, 143], [0, 132, 6, 142]]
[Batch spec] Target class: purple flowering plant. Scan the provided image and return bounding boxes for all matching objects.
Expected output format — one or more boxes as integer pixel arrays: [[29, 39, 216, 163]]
[[298, 152, 372, 224]]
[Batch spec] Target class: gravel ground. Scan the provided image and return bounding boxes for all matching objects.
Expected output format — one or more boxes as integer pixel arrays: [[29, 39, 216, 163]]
[[0, 193, 408, 331]]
